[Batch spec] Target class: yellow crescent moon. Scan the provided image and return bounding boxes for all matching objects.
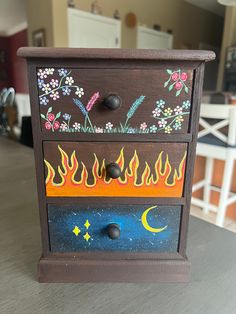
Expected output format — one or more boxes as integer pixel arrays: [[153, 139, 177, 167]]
[[141, 206, 168, 233]]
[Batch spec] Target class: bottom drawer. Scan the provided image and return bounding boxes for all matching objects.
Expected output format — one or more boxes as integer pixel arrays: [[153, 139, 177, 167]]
[[48, 204, 181, 253]]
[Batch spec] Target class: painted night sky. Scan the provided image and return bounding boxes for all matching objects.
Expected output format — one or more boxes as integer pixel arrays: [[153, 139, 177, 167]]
[[48, 204, 181, 253]]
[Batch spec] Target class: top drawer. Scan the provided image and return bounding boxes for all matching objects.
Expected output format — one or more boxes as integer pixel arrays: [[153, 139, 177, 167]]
[[37, 67, 194, 136]]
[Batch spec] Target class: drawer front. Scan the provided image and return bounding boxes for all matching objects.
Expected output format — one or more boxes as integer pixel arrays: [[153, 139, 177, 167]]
[[48, 204, 181, 253], [37, 67, 193, 135], [43, 141, 187, 197]]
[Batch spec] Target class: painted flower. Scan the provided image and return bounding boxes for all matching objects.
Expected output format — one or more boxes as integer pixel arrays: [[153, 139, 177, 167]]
[[73, 122, 81, 131], [150, 125, 158, 133], [95, 127, 104, 133], [152, 108, 161, 117], [105, 122, 113, 130], [50, 91, 60, 100], [37, 69, 47, 79], [47, 113, 55, 121], [50, 79, 59, 88], [38, 79, 45, 89], [140, 122, 147, 130], [127, 128, 135, 133], [60, 122, 68, 131], [182, 100, 191, 109], [171, 72, 179, 81], [164, 107, 173, 116], [53, 121, 60, 130], [62, 86, 71, 96], [173, 123, 181, 130], [45, 68, 54, 75], [176, 115, 184, 123], [65, 76, 74, 86], [75, 87, 84, 98], [58, 68, 68, 76], [39, 96, 49, 106], [165, 126, 172, 134], [45, 121, 51, 130], [86, 92, 100, 111], [175, 81, 183, 90], [174, 106, 183, 115], [42, 83, 51, 93], [180, 72, 188, 81], [63, 113, 71, 121], [158, 119, 167, 128], [156, 99, 165, 108]]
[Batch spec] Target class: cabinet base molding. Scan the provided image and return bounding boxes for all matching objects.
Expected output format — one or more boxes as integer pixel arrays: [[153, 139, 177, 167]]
[[38, 257, 190, 283]]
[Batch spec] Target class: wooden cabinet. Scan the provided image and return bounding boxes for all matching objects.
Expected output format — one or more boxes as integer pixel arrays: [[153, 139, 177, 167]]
[[18, 47, 215, 283]]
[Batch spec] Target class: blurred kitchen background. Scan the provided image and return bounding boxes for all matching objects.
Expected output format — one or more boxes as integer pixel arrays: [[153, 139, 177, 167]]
[[1, 0, 236, 231]]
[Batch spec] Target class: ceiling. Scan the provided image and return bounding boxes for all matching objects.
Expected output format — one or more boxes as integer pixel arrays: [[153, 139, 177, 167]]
[[185, 0, 225, 16], [0, 0, 27, 36]]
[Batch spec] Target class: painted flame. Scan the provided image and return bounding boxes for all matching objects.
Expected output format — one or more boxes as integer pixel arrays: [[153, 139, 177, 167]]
[[45, 146, 186, 197]]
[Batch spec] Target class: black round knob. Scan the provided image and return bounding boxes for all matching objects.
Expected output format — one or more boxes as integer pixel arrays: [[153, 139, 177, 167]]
[[107, 223, 120, 240], [103, 94, 122, 110], [106, 163, 121, 179]]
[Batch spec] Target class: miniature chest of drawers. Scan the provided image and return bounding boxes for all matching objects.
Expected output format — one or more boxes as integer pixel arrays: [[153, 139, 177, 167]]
[[18, 48, 215, 283]]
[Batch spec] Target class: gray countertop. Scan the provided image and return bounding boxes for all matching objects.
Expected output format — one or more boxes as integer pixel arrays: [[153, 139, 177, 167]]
[[0, 137, 236, 314]]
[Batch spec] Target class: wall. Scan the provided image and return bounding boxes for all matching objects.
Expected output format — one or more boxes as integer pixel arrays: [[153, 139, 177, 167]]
[[0, 29, 28, 93], [26, 0, 53, 46], [0, 36, 10, 89], [8, 29, 28, 93], [26, 0, 223, 49], [72, 0, 223, 49], [217, 6, 236, 91]]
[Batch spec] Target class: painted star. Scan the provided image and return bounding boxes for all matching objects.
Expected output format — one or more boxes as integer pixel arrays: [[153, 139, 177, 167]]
[[84, 219, 91, 229], [83, 232, 91, 242], [73, 226, 81, 236]]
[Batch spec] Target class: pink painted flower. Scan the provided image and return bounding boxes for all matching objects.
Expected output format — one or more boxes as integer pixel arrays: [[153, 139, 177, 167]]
[[175, 82, 183, 90], [86, 92, 100, 112], [180, 72, 187, 81], [47, 113, 55, 121], [53, 121, 60, 130], [171, 72, 179, 81], [140, 122, 147, 130], [45, 122, 51, 130]]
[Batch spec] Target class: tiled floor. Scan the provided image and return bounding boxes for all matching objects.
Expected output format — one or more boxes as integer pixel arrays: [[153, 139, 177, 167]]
[[190, 205, 236, 233]]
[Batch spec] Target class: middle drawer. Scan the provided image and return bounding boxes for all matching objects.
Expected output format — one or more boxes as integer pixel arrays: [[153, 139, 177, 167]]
[[44, 142, 187, 198]]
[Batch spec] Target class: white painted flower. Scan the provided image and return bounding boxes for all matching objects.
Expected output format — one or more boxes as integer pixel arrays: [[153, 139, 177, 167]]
[[174, 106, 183, 115], [158, 119, 167, 128], [152, 108, 161, 117], [50, 79, 59, 88], [42, 83, 51, 93], [95, 127, 104, 133], [45, 68, 54, 75], [75, 87, 84, 98], [50, 91, 60, 100], [140, 122, 147, 130], [60, 122, 68, 131], [65, 76, 74, 86], [105, 122, 113, 130], [73, 122, 81, 131], [37, 69, 47, 79]]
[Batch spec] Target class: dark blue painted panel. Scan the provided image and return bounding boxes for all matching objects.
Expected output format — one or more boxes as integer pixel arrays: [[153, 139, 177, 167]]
[[48, 204, 181, 253]]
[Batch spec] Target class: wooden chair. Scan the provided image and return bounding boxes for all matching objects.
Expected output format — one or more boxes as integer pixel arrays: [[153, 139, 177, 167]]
[[192, 104, 236, 227]]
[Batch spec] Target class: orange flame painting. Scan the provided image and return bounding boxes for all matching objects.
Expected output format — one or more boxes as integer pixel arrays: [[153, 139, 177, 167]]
[[44, 146, 186, 197]]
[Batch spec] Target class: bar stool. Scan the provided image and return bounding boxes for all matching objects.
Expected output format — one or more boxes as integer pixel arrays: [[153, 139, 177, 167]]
[[192, 104, 236, 227]]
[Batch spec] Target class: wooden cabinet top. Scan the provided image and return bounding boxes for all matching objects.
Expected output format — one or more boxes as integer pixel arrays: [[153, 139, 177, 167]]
[[17, 47, 215, 62]]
